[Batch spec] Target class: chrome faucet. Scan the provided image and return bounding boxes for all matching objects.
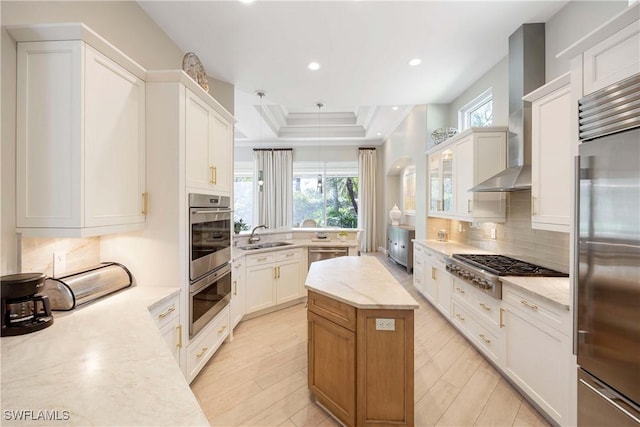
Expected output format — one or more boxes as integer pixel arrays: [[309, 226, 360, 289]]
[[249, 225, 267, 244]]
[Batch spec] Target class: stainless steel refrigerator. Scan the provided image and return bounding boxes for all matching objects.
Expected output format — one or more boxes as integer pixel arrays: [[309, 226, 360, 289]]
[[576, 72, 640, 426]]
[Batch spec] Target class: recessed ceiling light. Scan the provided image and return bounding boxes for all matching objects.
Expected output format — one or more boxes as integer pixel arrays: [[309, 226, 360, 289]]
[[408, 58, 421, 66], [377, 132, 382, 136], [308, 62, 321, 71], [392, 106, 399, 111], [238, 0, 255, 4]]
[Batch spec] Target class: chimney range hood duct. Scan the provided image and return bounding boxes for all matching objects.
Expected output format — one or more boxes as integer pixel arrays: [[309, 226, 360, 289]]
[[471, 23, 545, 192]]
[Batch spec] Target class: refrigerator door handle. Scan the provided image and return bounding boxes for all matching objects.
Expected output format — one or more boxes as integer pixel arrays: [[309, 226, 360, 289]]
[[573, 154, 581, 356], [579, 377, 640, 424]]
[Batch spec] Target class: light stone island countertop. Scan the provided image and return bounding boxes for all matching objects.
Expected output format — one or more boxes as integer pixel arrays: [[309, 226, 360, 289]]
[[1, 287, 209, 427], [233, 237, 358, 258], [305, 256, 419, 310], [413, 239, 570, 310]]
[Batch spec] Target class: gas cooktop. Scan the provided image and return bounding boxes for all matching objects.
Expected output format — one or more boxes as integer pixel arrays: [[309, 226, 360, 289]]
[[445, 254, 568, 299], [452, 254, 569, 277]]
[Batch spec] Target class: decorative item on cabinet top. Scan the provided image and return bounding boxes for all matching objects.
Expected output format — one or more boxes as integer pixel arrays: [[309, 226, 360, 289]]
[[182, 52, 209, 92], [431, 127, 459, 145]]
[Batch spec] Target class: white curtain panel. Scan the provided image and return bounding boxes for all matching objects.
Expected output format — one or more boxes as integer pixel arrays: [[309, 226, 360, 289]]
[[358, 148, 377, 253], [253, 149, 293, 229]]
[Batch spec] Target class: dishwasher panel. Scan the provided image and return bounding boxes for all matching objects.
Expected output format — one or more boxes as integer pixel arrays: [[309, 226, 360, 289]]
[[308, 247, 349, 268]]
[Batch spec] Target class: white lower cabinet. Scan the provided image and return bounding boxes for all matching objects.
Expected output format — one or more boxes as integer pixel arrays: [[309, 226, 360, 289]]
[[230, 258, 246, 329], [414, 244, 452, 318], [186, 306, 230, 382], [245, 248, 304, 315], [413, 244, 427, 297], [450, 279, 505, 366], [502, 285, 571, 426], [149, 293, 182, 365]]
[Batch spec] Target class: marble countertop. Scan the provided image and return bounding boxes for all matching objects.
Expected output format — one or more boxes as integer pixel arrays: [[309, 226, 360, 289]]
[[1, 287, 209, 427], [233, 238, 358, 258], [502, 276, 571, 310], [305, 256, 419, 310], [413, 239, 570, 310]]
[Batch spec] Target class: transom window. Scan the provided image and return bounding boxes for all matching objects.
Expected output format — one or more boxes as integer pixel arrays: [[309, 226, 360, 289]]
[[458, 88, 493, 130]]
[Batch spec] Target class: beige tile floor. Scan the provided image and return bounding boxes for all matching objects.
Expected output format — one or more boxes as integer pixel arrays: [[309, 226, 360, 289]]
[[191, 253, 551, 427]]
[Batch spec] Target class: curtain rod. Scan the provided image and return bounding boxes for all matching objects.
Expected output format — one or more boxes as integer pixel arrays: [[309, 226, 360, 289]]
[[252, 148, 293, 152], [359, 147, 376, 150]]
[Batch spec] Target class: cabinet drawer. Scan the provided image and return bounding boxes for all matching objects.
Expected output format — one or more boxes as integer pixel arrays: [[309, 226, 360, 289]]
[[503, 285, 569, 333], [276, 248, 301, 262], [452, 301, 503, 365], [149, 293, 179, 330], [308, 290, 356, 331], [246, 252, 277, 267], [186, 306, 229, 381], [452, 279, 500, 327], [414, 244, 425, 256]]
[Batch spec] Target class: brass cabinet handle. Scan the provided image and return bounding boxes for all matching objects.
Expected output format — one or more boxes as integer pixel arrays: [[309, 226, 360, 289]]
[[234, 262, 242, 269], [274, 267, 278, 279], [157, 306, 175, 319], [277, 266, 281, 278], [455, 287, 465, 294], [499, 308, 505, 328], [233, 280, 238, 296], [286, 253, 294, 257], [209, 166, 217, 184], [455, 313, 465, 321], [176, 325, 182, 349], [196, 347, 208, 358], [479, 334, 491, 344], [141, 192, 149, 215], [257, 257, 268, 262], [431, 267, 437, 280], [213, 166, 217, 184], [467, 199, 472, 213], [218, 325, 227, 334], [479, 303, 491, 311], [521, 300, 539, 310]]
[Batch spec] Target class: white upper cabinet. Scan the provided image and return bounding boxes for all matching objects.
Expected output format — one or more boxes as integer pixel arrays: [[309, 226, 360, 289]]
[[185, 89, 232, 195], [11, 24, 147, 237], [525, 73, 572, 233], [557, 2, 639, 96], [427, 127, 507, 222]]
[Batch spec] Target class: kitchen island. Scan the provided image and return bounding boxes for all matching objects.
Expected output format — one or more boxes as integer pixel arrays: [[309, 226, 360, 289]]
[[305, 256, 419, 427], [0, 287, 208, 427]]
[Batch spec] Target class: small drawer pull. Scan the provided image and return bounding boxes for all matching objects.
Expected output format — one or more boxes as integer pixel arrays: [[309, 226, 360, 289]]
[[157, 306, 175, 319], [521, 300, 539, 310], [456, 287, 465, 294], [257, 257, 268, 262], [479, 303, 491, 311], [196, 347, 208, 358], [455, 313, 465, 321], [479, 334, 491, 344], [218, 325, 227, 334]]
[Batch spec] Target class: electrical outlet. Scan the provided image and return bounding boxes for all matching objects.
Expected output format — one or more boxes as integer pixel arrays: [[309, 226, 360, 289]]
[[490, 228, 497, 239], [375, 318, 395, 331], [53, 252, 66, 277]]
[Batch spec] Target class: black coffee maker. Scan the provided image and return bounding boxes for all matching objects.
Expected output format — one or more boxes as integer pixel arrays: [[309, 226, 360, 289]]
[[1, 272, 54, 336]]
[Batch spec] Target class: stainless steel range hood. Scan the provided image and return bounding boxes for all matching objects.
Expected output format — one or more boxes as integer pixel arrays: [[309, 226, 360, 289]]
[[471, 23, 545, 192]]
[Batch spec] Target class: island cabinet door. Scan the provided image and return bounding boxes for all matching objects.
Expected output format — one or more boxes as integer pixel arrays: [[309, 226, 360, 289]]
[[308, 310, 356, 427], [357, 309, 414, 427]]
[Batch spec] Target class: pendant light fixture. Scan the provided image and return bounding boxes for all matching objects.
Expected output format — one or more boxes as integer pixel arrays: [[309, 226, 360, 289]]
[[316, 102, 324, 194], [256, 91, 266, 192]]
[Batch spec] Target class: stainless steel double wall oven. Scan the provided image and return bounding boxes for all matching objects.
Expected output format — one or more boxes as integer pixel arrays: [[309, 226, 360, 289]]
[[188, 193, 232, 338]]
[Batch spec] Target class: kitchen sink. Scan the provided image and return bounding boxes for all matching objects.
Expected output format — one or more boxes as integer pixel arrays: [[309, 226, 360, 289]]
[[238, 241, 293, 251]]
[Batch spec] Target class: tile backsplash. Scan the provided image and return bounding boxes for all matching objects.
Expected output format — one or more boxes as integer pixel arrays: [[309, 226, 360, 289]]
[[427, 191, 570, 273], [20, 236, 100, 277]]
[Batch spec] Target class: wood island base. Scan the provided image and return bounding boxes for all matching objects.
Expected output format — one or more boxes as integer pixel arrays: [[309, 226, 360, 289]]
[[307, 290, 415, 427]]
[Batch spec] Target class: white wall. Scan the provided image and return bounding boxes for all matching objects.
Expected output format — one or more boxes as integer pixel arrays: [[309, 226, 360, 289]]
[[0, 1, 233, 274]]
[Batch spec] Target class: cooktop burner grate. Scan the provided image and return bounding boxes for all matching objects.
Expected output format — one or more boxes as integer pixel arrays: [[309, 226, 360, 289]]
[[451, 254, 568, 277]]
